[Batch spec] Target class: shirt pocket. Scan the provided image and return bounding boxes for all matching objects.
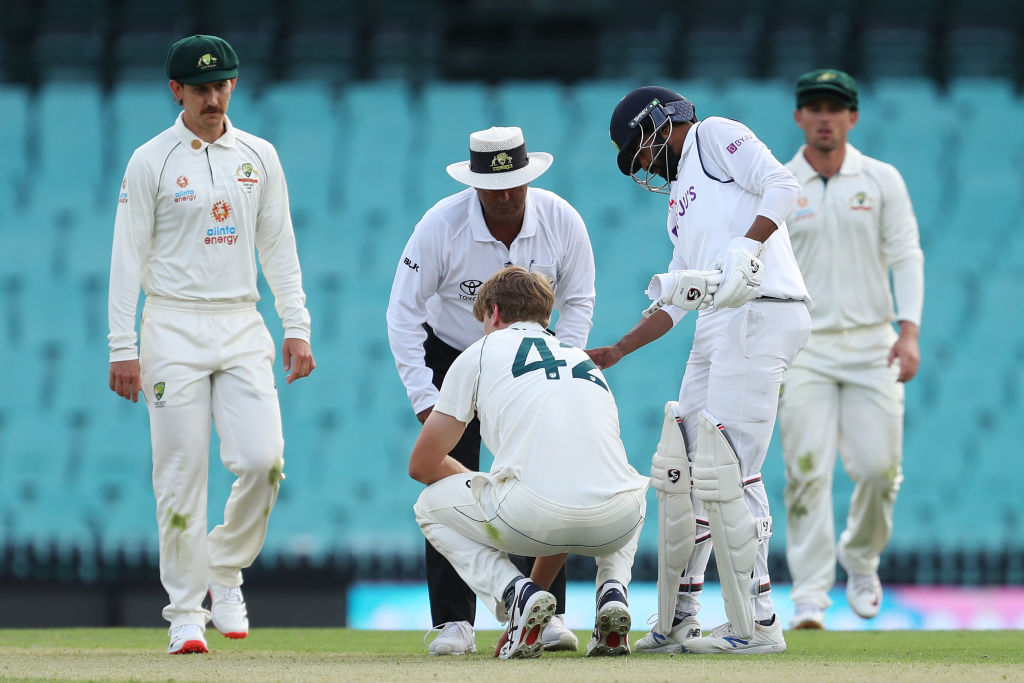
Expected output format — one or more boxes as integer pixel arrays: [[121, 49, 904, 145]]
[[528, 262, 557, 288]]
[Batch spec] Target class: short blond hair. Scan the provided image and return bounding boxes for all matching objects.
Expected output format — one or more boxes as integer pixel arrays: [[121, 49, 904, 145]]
[[472, 266, 553, 326]]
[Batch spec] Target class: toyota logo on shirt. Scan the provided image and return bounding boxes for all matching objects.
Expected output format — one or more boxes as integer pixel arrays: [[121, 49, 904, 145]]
[[460, 280, 483, 296]]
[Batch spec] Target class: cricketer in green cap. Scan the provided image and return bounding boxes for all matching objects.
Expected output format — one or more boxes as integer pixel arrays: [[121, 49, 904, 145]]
[[166, 34, 239, 85], [795, 69, 858, 110]]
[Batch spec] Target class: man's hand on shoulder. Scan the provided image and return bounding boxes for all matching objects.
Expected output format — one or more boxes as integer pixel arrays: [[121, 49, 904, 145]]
[[282, 338, 315, 384], [586, 345, 623, 370]]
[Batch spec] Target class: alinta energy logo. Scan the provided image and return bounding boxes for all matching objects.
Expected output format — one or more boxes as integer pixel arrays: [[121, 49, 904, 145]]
[[118, 177, 128, 205], [206, 200, 238, 245], [174, 175, 196, 203], [211, 200, 231, 222]]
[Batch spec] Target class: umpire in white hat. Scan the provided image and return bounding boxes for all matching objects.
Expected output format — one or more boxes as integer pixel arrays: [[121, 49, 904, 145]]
[[386, 126, 597, 654]]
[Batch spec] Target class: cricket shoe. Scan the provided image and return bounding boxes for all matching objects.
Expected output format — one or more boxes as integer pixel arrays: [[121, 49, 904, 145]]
[[634, 613, 702, 653], [682, 615, 786, 654], [838, 545, 882, 619], [424, 621, 476, 656], [167, 623, 208, 655], [208, 581, 249, 639], [790, 603, 825, 630], [541, 614, 579, 651], [586, 582, 631, 657], [845, 571, 882, 619], [498, 579, 556, 659]]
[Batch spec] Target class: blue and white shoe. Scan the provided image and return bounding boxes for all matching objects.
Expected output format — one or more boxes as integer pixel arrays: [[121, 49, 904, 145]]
[[633, 613, 701, 653], [498, 579, 556, 660], [586, 581, 631, 656], [682, 615, 786, 654]]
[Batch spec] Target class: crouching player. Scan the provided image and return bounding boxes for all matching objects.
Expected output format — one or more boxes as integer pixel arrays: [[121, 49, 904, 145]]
[[409, 267, 649, 659]]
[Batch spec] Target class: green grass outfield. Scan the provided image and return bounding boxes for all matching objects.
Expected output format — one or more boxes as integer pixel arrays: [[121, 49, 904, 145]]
[[0, 628, 1021, 682]]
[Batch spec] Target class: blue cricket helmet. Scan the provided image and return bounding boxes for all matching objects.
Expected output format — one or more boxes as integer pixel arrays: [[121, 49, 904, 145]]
[[609, 86, 695, 176]]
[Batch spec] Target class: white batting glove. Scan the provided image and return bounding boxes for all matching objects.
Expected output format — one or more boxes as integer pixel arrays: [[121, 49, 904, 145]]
[[643, 269, 723, 318], [713, 237, 765, 308]]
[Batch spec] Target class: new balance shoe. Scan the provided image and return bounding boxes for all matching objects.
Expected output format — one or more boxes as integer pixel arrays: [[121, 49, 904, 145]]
[[541, 614, 579, 652], [682, 615, 786, 654], [634, 614, 702, 653], [790, 603, 825, 630], [167, 623, 208, 655], [586, 582, 631, 657], [208, 581, 249, 638], [498, 579, 556, 659], [425, 621, 476, 656], [838, 546, 882, 619]]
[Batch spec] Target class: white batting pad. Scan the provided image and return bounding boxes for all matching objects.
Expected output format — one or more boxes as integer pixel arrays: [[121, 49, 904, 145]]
[[693, 409, 757, 639], [650, 401, 695, 635]]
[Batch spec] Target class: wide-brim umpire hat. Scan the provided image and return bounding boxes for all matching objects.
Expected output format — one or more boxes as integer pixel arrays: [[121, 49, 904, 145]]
[[446, 127, 553, 190], [166, 34, 239, 85]]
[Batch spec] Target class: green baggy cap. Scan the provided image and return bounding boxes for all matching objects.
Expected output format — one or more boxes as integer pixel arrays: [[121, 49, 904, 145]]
[[166, 34, 238, 85], [796, 69, 858, 110]]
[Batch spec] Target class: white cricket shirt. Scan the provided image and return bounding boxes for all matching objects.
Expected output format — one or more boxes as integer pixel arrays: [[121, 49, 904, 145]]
[[108, 113, 311, 361], [434, 321, 646, 506], [785, 143, 924, 332], [386, 186, 596, 414], [661, 116, 809, 325]]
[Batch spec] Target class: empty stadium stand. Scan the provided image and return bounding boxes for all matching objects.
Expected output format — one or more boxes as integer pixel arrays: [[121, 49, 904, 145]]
[[1, 74, 1022, 591]]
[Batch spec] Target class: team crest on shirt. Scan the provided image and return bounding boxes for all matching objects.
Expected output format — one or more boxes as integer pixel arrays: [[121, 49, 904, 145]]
[[235, 162, 260, 194], [849, 191, 874, 211], [153, 381, 166, 407]]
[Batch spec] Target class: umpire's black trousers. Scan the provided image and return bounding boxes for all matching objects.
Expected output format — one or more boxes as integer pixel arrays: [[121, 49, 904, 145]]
[[422, 324, 567, 627]]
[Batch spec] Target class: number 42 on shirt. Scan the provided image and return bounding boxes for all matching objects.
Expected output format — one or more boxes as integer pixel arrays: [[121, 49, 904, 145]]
[[511, 337, 608, 391]]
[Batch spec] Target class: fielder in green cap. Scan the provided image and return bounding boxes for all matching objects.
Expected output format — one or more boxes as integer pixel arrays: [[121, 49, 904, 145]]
[[108, 33, 315, 655], [779, 69, 924, 631], [164, 34, 240, 141]]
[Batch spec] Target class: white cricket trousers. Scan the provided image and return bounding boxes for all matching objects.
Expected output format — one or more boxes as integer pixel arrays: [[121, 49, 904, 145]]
[[675, 299, 811, 621], [778, 323, 904, 609], [140, 297, 284, 628], [414, 472, 647, 622]]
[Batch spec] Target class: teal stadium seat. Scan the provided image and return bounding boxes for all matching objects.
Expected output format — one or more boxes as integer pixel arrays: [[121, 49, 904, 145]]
[[35, 83, 105, 212], [492, 81, 572, 196], [946, 79, 1023, 246], [111, 82, 180, 172], [418, 82, 492, 206], [0, 85, 29, 212], [3, 76, 1022, 563], [337, 81, 418, 282], [259, 82, 342, 236]]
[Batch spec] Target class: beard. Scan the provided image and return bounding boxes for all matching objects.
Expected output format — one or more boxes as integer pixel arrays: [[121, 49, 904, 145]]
[[650, 142, 681, 182]]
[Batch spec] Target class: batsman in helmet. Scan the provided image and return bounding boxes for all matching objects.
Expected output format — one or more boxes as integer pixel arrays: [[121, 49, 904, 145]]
[[587, 86, 812, 654]]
